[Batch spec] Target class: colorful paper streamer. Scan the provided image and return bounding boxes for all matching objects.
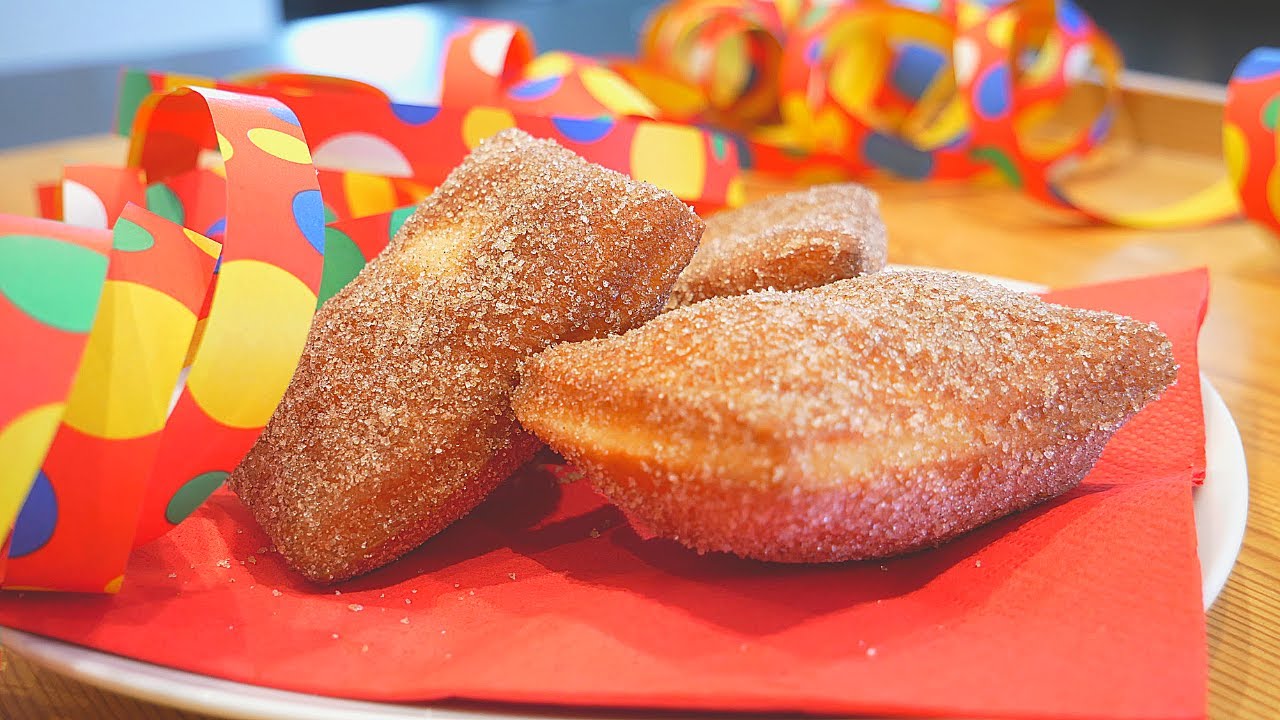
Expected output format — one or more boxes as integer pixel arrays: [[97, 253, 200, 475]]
[[5, 1, 1280, 594], [622, 0, 1280, 232]]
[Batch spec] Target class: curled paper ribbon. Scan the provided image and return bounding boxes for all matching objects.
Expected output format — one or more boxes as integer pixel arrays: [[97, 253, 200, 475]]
[[625, 0, 1280, 233], [0, 86, 327, 592], [116, 17, 744, 213], [7, 7, 1280, 594]]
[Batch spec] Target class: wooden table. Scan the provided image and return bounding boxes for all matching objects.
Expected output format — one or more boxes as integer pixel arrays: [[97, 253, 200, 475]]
[[0, 90, 1277, 719]]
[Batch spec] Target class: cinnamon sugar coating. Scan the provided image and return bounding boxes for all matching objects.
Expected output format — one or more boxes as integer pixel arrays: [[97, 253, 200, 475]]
[[513, 270, 1177, 562], [666, 183, 887, 308], [228, 129, 702, 583]]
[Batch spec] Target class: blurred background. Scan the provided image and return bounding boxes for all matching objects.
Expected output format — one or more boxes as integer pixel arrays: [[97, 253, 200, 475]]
[[0, 0, 1277, 149]]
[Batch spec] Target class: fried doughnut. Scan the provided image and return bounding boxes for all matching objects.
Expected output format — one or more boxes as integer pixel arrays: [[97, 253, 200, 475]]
[[665, 182, 887, 308], [228, 129, 702, 583], [513, 270, 1177, 562]]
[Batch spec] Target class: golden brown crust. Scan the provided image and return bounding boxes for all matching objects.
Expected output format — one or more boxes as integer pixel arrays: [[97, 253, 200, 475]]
[[513, 270, 1178, 562], [228, 129, 703, 583], [666, 183, 887, 308]]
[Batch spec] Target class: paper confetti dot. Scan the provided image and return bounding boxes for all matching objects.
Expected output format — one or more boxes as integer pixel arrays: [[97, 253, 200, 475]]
[[1056, 0, 1088, 34], [269, 106, 302, 127], [1268, 169, 1280, 223], [0, 404, 62, 534], [10, 470, 57, 558], [215, 131, 234, 161], [166, 471, 229, 525], [630, 123, 707, 200], [579, 65, 658, 117], [62, 282, 195, 439], [247, 127, 313, 164], [112, 217, 155, 252], [389, 206, 415, 239], [391, 103, 440, 126], [61, 180, 109, 229], [1263, 95, 1280, 131], [863, 132, 934, 180], [341, 172, 398, 219], [1234, 47, 1280, 82], [974, 63, 1011, 118], [507, 75, 563, 102], [185, 259, 317, 428], [0, 234, 107, 332], [953, 37, 980, 85], [726, 177, 746, 207], [461, 106, 517, 149], [470, 24, 518, 77], [145, 183, 185, 225], [524, 51, 573, 80], [551, 116, 615, 144], [183, 228, 222, 259], [1223, 122, 1248, 188], [318, 227, 367, 306], [890, 43, 945, 101], [312, 133, 413, 176], [970, 145, 1022, 187], [1063, 43, 1094, 81], [291, 189, 326, 254]]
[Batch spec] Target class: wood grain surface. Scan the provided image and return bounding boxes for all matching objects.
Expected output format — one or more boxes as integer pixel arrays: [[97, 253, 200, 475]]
[[0, 105, 1276, 720]]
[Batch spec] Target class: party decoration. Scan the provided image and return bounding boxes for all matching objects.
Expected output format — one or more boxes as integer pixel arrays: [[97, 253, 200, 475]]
[[4, 0, 1279, 595], [0, 217, 111, 541], [624, 0, 1280, 232], [116, 51, 742, 212], [4, 204, 217, 593]]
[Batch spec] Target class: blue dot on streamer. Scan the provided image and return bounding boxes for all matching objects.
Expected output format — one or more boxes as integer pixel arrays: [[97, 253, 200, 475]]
[[11, 471, 57, 558], [292, 189, 326, 254], [1088, 107, 1115, 145], [204, 217, 227, 239], [1235, 48, 1280, 82], [805, 39, 824, 66], [1046, 183, 1073, 208], [891, 43, 945, 101], [1056, 0, 1087, 34], [975, 64, 1011, 118], [863, 132, 934, 180], [551, 116, 615, 144], [391, 103, 441, 126], [726, 131, 753, 169], [508, 75, 563, 101], [270, 106, 301, 126]]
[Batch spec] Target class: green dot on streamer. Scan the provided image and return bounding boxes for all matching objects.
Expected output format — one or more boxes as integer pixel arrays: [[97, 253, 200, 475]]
[[112, 217, 155, 252], [115, 70, 154, 136], [1264, 95, 1279, 131], [711, 134, 729, 162], [389, 205, 416, 239], [145, 183, 185, 225], [970, 145, 1023, 188], [0, 234, 108, 333], [166, 471, 229, 525], [319, 227, 367, 306]]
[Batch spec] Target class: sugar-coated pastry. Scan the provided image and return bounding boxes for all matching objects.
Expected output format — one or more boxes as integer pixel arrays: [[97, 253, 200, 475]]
[[513, 270, 1177, 563], [666, 183, 887, 308], [228, 129, 703, 583]]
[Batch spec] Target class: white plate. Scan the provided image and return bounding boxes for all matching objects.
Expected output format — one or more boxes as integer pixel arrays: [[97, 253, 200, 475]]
[[1, 272, 1249, 720]]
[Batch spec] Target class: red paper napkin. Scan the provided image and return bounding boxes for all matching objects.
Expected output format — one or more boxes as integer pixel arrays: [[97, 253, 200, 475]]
[[0, 269, 1210, 720]]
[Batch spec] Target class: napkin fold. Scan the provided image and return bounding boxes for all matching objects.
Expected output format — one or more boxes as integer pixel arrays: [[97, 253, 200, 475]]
[[0, 269, 1210, 720]]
